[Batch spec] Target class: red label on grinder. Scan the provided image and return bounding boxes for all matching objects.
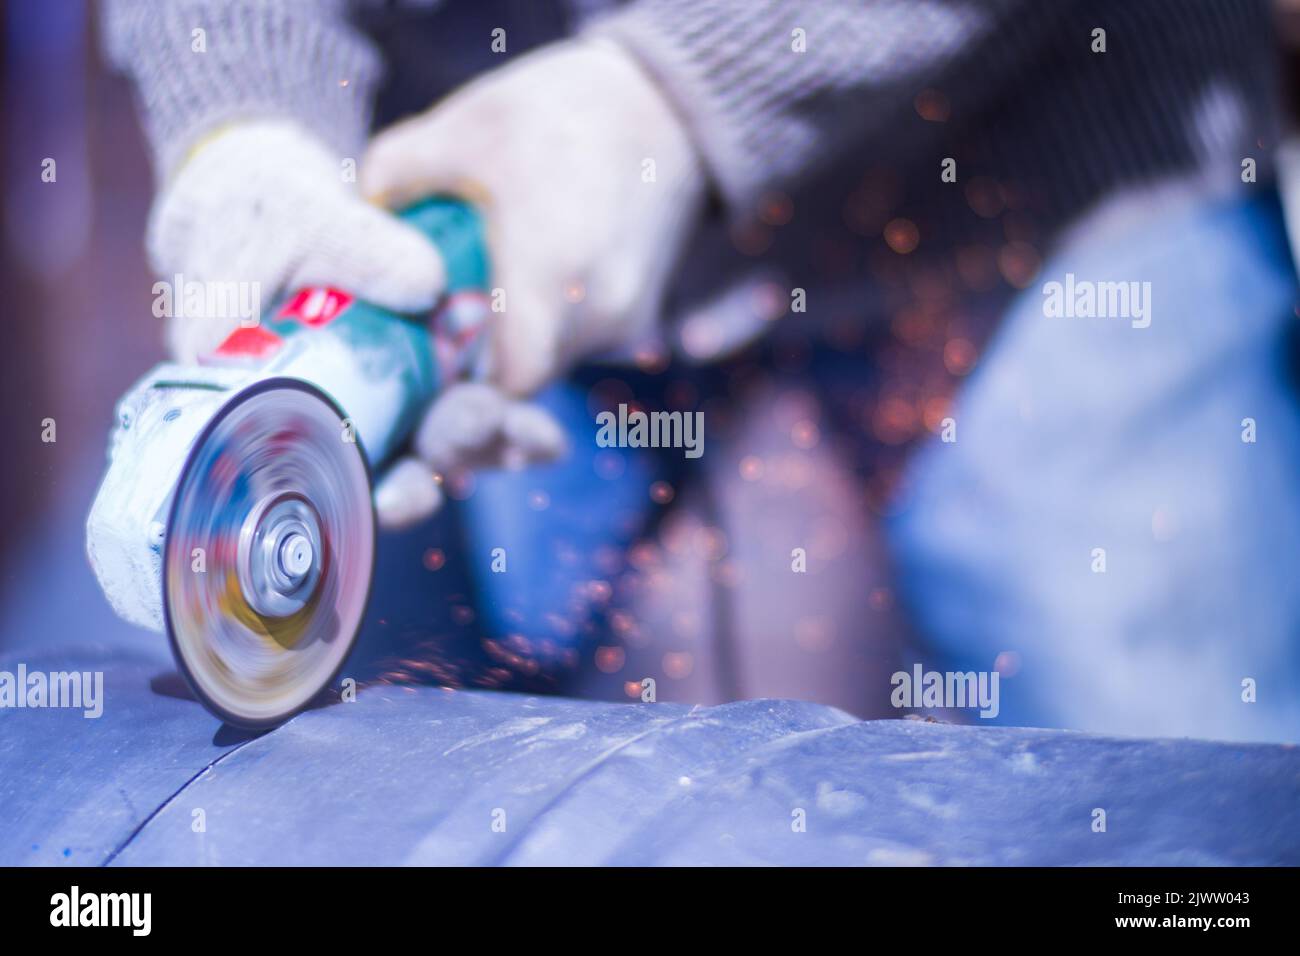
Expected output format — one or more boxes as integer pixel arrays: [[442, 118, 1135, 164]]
[[278, 287, 354, 327], [215, 325, 284, 359]]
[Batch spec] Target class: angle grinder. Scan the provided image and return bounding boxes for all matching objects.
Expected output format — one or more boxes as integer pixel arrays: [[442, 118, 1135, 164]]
[[86, 198, 489, 728]]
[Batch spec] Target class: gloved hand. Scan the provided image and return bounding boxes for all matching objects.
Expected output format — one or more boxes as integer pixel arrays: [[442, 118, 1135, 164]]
[[373, 383, 568, 530], [360, 37, 707, 396], [147, 118, 564, 530], [147, 119, 446, 363]]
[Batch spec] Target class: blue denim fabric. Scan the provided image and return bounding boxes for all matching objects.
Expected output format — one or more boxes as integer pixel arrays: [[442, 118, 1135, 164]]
[[354, 372, 673, 692], [889, 191, 1300, 742], [456, 381, 664, 653]]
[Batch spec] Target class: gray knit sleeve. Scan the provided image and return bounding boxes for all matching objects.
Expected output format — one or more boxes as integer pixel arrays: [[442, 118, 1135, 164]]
[[100, 0, 383, 179], [588, 0, 1040, 211]]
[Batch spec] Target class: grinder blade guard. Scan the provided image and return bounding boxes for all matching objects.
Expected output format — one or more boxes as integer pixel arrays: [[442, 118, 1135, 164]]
[[163, 379, 372, 727], [86, 198, 489, 728]]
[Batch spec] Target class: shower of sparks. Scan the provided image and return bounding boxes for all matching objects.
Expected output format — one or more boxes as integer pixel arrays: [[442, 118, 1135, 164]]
[[380, 148, 1040, 707]]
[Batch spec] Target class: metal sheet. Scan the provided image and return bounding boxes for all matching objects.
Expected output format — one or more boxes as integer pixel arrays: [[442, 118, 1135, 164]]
[[3, 647, 1297, 866]]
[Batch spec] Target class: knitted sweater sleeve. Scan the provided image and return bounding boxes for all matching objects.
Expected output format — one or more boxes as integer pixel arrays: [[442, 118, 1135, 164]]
[[100, 0, 383, 179], [588, 0, 1043, 211]]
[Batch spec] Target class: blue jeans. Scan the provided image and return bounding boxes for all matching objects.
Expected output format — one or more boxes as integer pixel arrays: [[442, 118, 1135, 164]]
[[888, 189, 1300, 742], [358, 371, 671, 693]]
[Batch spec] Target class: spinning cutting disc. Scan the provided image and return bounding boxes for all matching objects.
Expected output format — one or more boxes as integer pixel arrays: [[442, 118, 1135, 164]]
[[163, 378, 375, 728]]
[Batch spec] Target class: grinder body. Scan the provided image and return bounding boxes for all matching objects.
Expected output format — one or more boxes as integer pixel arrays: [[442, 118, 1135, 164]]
[[86, 199, 489, 727]]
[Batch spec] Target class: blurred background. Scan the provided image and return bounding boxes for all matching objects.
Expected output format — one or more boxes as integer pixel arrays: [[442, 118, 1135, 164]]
[[5, 0, 1300, 743], [0, 0, 912, 716], [2, 0, 157, 654]]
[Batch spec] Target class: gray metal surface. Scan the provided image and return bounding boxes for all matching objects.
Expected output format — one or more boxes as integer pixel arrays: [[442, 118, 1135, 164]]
[[3, 640, 1298, 866]]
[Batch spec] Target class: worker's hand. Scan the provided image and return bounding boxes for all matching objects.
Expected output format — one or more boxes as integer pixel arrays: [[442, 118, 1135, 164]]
[[373, 383, 568, 530], [147, 119, 445, 362], [360, 37, 706, 396], [361, 38, 704, 529]]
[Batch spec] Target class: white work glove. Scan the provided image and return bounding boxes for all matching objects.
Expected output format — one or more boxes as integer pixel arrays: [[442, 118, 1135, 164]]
[[373, 383, 568, 530], [359, 38, 706, 530], [147, 118, 568, 530], [147, 119, 445, 363], [361, 37, 707, 395]]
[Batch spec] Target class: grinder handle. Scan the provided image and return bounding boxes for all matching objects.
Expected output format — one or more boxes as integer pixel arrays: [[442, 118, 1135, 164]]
[[248, 196, 493, 466], [398, 197, 491, 294]]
